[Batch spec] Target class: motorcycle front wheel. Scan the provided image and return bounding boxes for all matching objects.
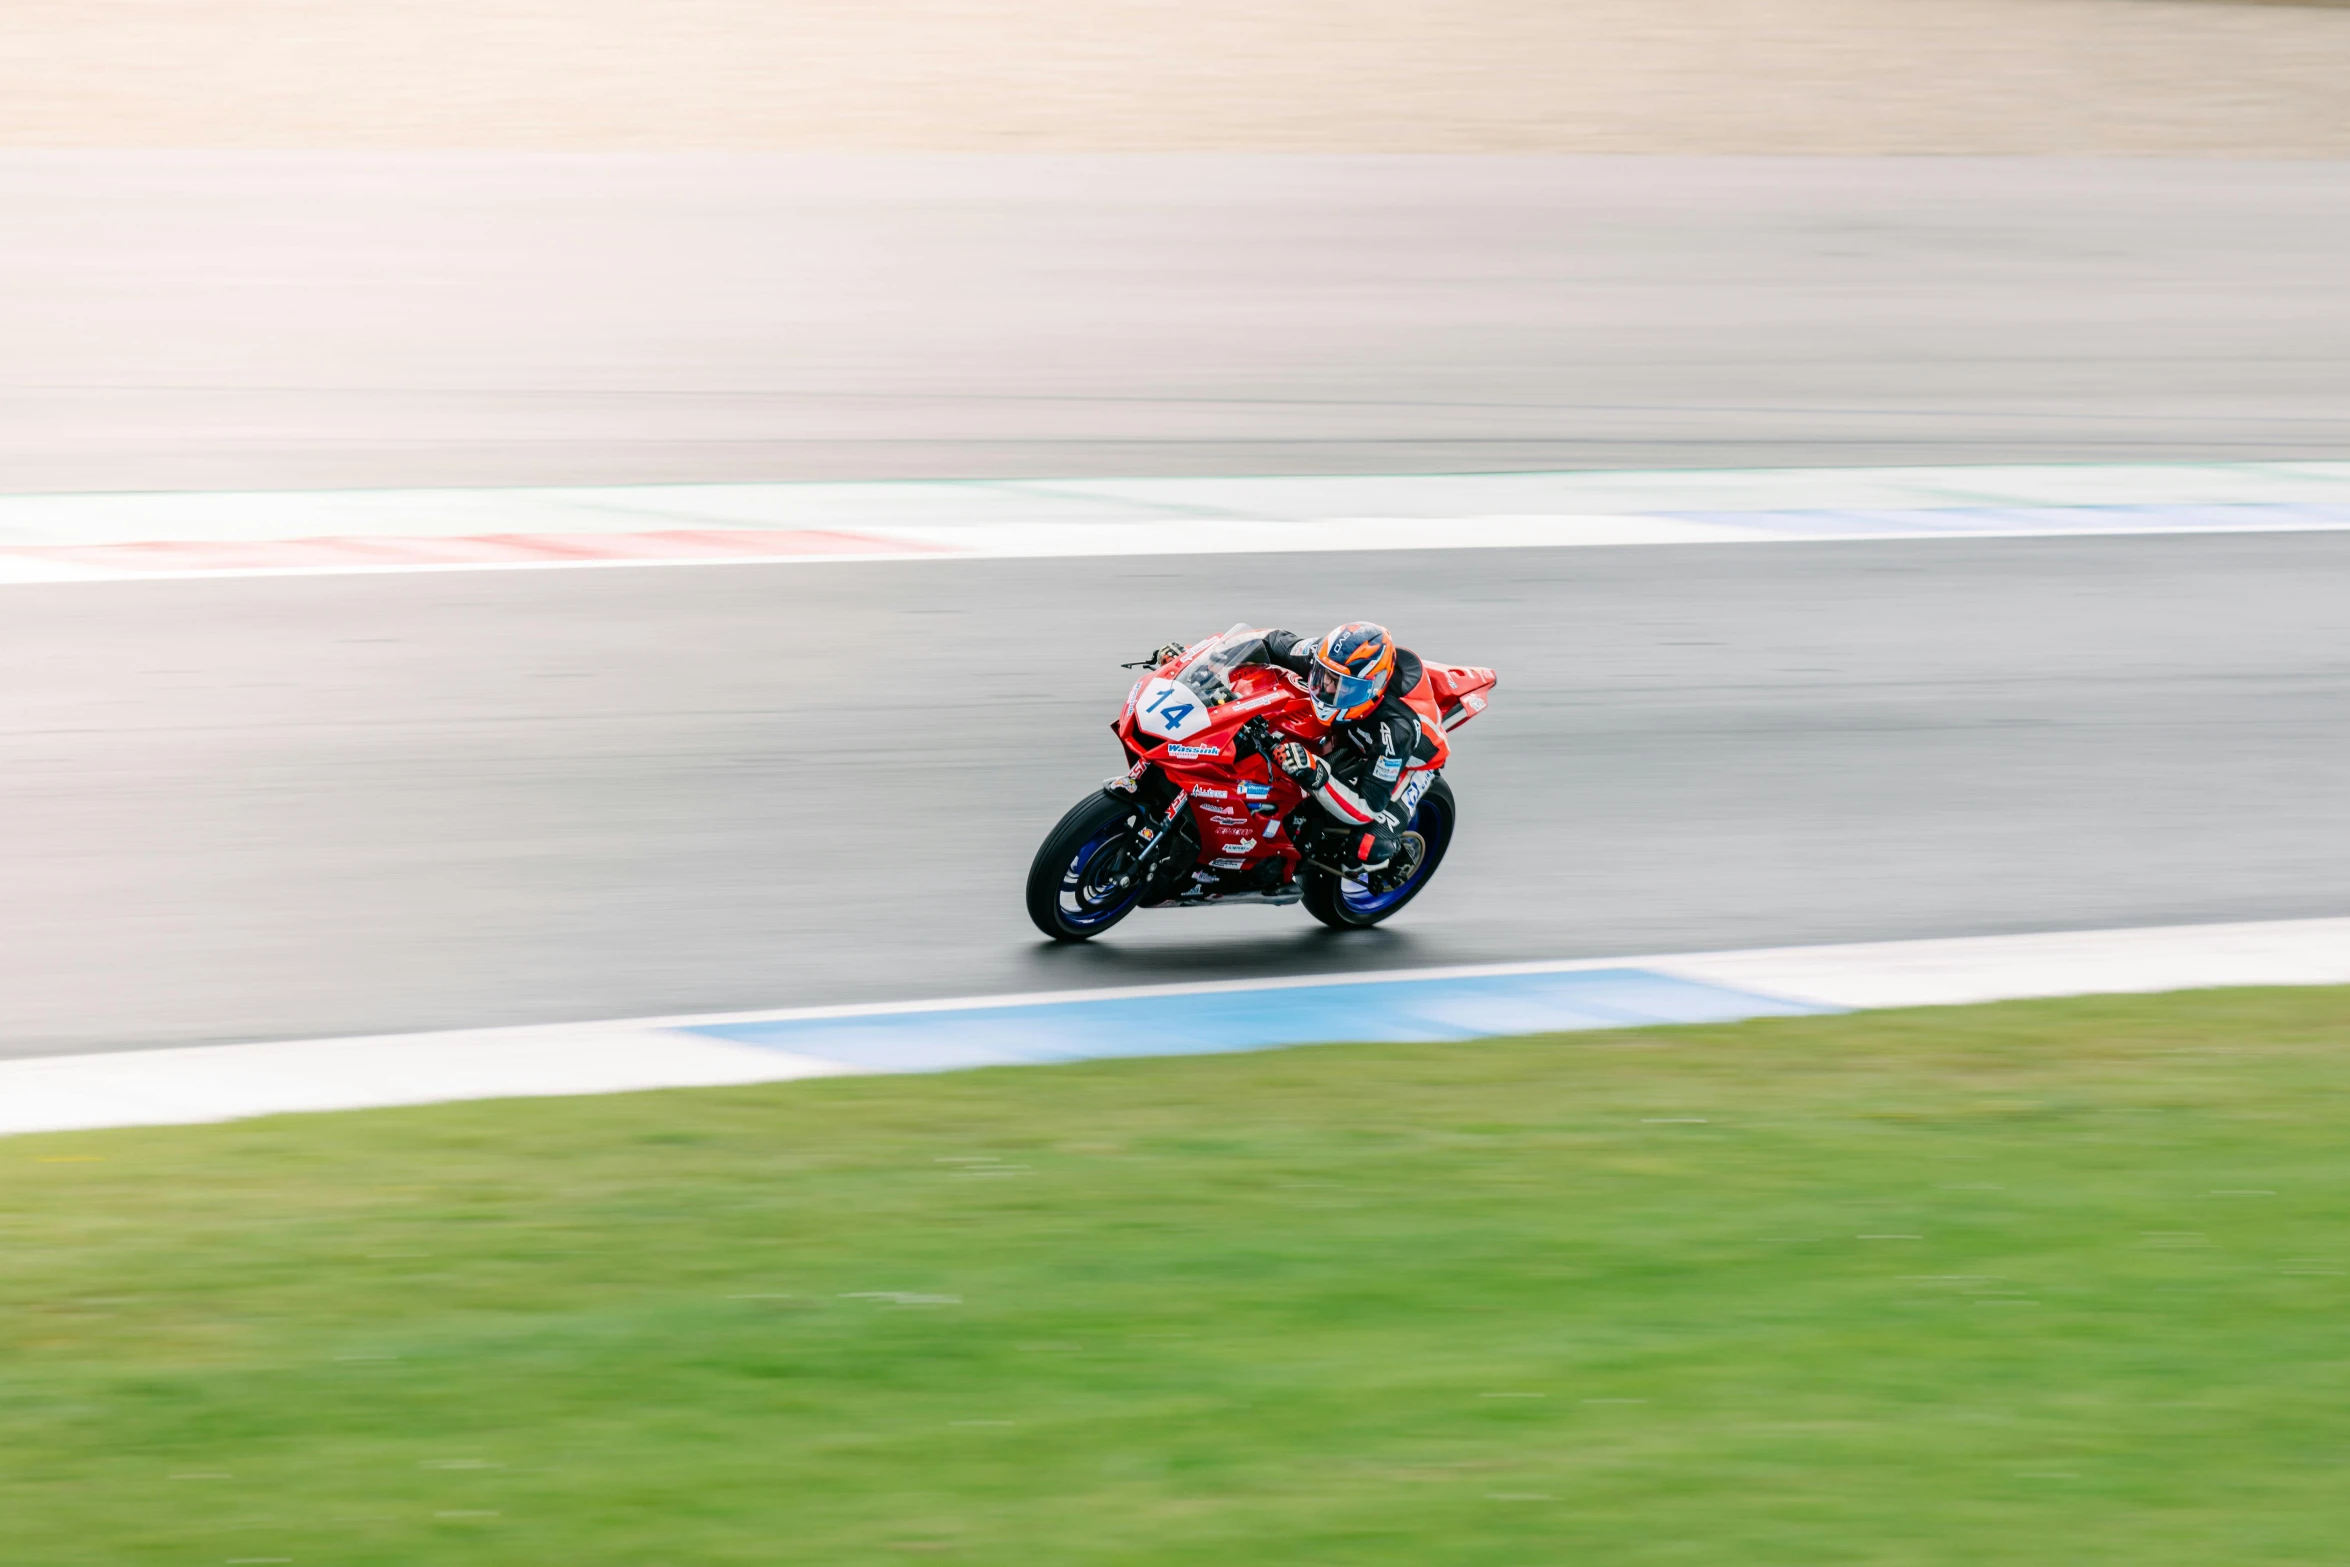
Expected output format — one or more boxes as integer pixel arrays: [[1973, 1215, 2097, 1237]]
[[1302, 776, 1457, 931], [1025, 791, 1150, 942]]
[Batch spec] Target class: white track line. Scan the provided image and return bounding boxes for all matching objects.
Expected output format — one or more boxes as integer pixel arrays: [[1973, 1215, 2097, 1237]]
[[6, 463, 2350, 583], [3, 917, 2343, 1139]]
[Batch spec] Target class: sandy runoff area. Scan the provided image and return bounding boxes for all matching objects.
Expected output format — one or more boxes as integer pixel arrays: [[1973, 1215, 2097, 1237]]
[[5, 0, 2350, 153]]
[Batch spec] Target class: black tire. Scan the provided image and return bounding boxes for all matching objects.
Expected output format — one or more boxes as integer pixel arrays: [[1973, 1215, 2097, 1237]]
[[1302, 776, 1457, 931], [1025, 790, 1150, 942]]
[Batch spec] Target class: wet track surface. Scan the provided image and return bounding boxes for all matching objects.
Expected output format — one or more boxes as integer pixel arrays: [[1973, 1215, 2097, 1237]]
[[4, 533, 2347, 1058]]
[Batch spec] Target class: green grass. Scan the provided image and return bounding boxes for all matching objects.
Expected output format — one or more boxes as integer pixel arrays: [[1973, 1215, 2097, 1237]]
[[8, 988, 2350, 1564]]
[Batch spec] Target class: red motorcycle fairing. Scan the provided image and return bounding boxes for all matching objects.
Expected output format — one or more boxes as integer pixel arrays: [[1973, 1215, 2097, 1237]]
[[1109, 627, 1470, 896], [1114, 643, 1317, 886], [1423, 661, 1499, 731]]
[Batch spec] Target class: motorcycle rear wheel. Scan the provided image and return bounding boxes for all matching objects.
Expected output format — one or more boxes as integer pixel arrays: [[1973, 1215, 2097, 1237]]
[[1026, 790, 1150, 942], [1302, 776, 1457, 931]]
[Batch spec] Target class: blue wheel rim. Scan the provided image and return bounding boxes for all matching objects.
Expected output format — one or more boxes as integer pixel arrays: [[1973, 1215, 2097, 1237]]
[[1338, 792, 1448, 916], [1059, 818, 1143, 929]]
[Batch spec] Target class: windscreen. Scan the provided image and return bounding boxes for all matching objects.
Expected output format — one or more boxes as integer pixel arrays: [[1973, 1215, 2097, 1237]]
[[1173, 623, 1271, 707]]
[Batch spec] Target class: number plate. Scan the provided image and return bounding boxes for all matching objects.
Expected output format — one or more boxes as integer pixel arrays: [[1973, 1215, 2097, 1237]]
[[1135, 677, 1212, 741]]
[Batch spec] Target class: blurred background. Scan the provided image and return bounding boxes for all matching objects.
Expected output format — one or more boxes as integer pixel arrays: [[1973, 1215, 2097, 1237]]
[[7, 4, 2350, 1561], [6, 0, 2350, 493], [3, 0, 2348, 1052], [11, 0, 2350, 151]]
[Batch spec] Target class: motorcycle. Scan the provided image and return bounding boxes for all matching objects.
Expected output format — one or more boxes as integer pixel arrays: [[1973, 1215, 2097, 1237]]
[[1025, 624, 1497, 941]]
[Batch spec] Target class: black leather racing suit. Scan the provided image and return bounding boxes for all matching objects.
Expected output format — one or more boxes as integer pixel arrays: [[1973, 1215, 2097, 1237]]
[[1253, 628, 1443, 852]]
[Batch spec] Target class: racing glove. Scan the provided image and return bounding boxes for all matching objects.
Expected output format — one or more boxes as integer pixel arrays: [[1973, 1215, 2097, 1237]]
[[1272, 739, 1329, 790]]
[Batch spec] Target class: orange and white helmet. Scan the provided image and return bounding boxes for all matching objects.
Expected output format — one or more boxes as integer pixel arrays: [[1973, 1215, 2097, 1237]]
[[1307, 622, 1397, 722]]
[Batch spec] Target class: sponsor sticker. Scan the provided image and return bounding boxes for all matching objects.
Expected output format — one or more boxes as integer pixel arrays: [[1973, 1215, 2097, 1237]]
[[1373, 757, 1402, 781], [1189, 785, 1229, 798], [1211, 857, 1248, 869], [1167, 742, 1221, 758], [1240, 781, 1270, 801]]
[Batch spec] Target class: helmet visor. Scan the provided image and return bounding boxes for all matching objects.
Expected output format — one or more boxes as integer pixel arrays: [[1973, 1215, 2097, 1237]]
[[1308, 658, 1383, 720]]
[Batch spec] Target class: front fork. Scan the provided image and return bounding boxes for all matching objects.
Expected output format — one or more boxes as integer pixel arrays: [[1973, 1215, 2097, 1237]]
[[1104, 762, 1194, 894]]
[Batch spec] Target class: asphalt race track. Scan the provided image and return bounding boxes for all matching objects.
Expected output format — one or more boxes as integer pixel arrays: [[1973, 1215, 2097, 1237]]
[[5, 532, 2347, 1059]]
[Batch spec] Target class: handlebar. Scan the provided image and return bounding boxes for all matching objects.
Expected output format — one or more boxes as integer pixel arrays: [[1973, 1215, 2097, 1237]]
[[1120, 641, 1187, 671]]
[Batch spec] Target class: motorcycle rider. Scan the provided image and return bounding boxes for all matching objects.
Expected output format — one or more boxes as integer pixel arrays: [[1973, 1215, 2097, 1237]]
[[1247, 623, 1442, 869]]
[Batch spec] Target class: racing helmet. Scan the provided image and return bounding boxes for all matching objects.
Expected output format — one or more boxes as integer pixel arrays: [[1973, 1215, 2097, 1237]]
[[1307, 622, 1397, 723]]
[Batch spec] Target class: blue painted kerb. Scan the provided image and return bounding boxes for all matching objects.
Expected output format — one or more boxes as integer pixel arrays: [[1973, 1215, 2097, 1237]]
[[682, 967, 1834, 1074]]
